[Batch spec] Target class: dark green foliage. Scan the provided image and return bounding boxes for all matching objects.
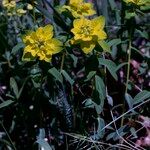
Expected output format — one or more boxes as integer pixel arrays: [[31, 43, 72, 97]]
[[0, 0, 150, 149]]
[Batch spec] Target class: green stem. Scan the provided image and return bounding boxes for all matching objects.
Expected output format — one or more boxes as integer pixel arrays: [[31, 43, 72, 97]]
[[120, 34, 132, 130], [60, 52, 65, 71], [0, 121, 17, 150], [125, 40, 132, 94]]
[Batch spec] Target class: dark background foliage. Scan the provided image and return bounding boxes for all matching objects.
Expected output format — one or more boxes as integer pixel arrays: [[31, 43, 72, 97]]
[[0, 0, 150, 149]]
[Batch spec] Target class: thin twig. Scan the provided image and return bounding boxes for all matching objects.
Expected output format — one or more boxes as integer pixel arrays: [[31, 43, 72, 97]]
[[110, 110, 141, 150], [64, 132, 135, 149], [100, 98, 150, 131], [127, 139, 146, 150], [126, 126, 144, 140]]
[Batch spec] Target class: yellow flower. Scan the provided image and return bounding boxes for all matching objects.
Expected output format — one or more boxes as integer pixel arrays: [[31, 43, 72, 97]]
[[27, 4, 33, 10], [71, 16, 107, 54], [2, 0, 16, 10], [62, 0, 96, 18], [124, 0, 148, 5], [17, 9, 27, 16], [2, 0, 27, 16], [2, 0, 16, 16], [22, 25, 63, 62]]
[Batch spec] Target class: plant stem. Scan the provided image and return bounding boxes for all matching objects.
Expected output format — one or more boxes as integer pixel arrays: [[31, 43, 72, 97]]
[[125, 40, 132, 94], [60, 52, 65, 71], [0, 121, 17, 150], [120, 32, 132, 127]]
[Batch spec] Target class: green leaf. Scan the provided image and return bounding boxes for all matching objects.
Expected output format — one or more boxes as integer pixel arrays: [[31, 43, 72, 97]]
[[0, 100, 14, 109], [113, 125, 127, 141], [97, 117, 105, 138], [48, 67, 63, 83], [18, 78, 29, 99], [130, 127, 138, 138], [141, 5, 150, 10], [112, 125, 127, 141], [131, 46, 143, 56], [99, 58, 118, 80], [98, 40, 110, 52], [115, 62, 128, 71], [83, 98, 95, 109], [69, 54, 78, 67], [11, 43, 24, 55], [106, 132, 116, 141], [36, 139, 52, 150], [136, 29, 149, 39], [108, 39, 121, 47], [61, 70, 74, 85], [125, 11, 136, 19], [94, 103, 103, 114], [108, 0, 116, 10], [109, 0, 120, 24], [94, 75, 106, 110], [10, 77, 19, 99], [125, 93, 133, 109], [22, 52, 35, 61], [133, 90, 150, 105], [84, 71, 96, 82], [83, 99, 104, 114]]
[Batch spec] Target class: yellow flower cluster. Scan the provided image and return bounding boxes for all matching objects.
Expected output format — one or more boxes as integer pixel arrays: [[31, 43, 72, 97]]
[[2, 0, 16, 10], [2, 0, 33, 16], [22, 25, 63, 62], [62, 0, 96, 18], [2, 0, 26, 16], [71, 16, 107, 54], [22, 0, 107, 61], [124, 0, 149, 5], [60, 0, 107, 54]]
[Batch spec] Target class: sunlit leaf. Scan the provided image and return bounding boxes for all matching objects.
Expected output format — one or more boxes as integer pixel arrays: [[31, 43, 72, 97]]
[[61, 70, 74, 85], [98, 40, 110, 52], [48, 67, 63, 83]]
